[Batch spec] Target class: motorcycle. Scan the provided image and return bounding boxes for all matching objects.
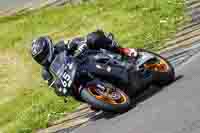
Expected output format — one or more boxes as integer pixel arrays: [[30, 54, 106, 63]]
[[49, 48, 175, 113]]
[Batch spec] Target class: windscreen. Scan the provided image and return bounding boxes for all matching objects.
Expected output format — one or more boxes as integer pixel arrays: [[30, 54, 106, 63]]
[[50, 52, 66, 78]]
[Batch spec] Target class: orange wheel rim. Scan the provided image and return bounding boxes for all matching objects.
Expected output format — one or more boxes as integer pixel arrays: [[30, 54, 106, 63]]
[[87, 86, 127, 105], [144, 58, 169, 72]]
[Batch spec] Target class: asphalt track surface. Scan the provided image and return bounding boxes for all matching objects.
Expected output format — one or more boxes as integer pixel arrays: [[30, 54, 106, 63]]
[[70, 43, 200, 133], [0, 0, 44, 11]]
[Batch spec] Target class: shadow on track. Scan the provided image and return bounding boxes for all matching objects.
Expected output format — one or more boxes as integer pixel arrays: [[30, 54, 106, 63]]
[[135, 74, 183, 104]]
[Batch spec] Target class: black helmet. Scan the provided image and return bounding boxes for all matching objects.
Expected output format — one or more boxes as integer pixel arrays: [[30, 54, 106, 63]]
[[31, 36, 54, 66]]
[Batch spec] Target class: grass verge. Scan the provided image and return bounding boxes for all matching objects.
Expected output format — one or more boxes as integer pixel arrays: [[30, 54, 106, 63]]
[[0, 0, 185, 132]]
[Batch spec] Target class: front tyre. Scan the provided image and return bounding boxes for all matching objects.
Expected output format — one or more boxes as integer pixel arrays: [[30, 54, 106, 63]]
[[80, 82, 131, 113]]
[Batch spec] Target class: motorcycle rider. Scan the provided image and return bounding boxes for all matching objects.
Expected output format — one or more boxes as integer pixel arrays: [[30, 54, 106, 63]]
[[31, 29, 138, 98]]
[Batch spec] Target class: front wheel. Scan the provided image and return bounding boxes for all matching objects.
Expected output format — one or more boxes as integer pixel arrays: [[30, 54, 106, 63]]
[[80, 82, 131, 113]]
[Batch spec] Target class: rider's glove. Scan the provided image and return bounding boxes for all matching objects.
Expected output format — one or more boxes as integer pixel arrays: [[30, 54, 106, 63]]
[[74, 42, 88, 57], [66, 38, 88, 57]]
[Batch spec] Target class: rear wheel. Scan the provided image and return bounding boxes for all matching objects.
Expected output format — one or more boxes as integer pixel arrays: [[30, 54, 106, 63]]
[[80, 82, 131, 113], [138, 49, 175, 86]]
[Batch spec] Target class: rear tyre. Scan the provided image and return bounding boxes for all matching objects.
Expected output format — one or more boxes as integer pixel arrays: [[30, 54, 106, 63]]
[[138, 49, 175, 86], [80, 82, 131, 113]]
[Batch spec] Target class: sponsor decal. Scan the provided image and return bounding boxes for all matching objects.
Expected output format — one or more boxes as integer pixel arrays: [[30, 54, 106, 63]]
[[107, 66, 111, 72]]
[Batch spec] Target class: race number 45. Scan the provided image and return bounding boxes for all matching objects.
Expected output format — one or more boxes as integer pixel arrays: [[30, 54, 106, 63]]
[[61, 72, 72, 88]]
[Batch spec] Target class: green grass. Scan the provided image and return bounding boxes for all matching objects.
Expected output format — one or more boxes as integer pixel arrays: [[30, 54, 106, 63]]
[[0, 0, 185, 132]]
